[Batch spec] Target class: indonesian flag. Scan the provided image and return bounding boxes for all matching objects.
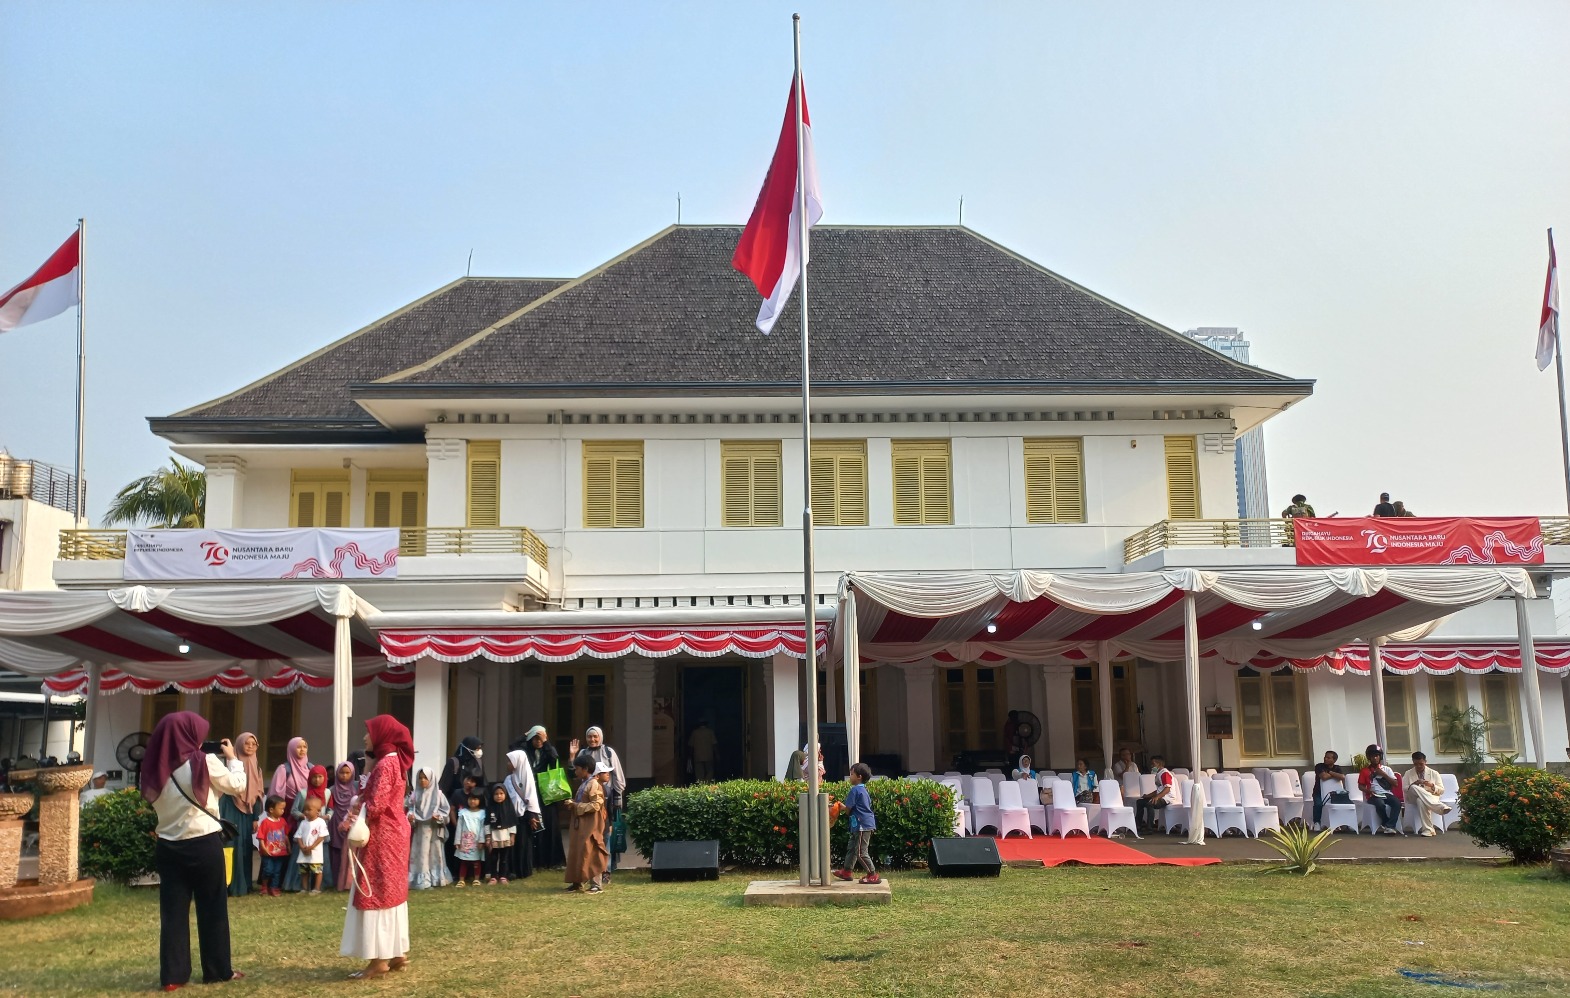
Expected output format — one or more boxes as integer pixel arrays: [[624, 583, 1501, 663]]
[[0, 230, 80, 333], [732, 73, 823, 334], [1537, 229, 1559, 371]]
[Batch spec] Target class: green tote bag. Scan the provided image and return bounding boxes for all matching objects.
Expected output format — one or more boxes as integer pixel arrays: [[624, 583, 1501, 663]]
[[536, 764, 572, 806]]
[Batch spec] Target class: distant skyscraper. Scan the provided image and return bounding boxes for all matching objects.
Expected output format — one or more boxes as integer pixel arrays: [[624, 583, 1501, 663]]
[[1182, 328, 1270, 522]]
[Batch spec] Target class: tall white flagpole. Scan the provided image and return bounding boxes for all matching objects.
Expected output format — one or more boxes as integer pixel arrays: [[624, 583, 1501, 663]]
[[1550, 228, 1570, 514], [791, 11, 827, 888], [74, 218, 86, 526]]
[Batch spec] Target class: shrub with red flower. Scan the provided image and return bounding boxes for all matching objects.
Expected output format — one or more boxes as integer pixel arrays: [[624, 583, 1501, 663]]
[[1457, 765, 1570, 864]]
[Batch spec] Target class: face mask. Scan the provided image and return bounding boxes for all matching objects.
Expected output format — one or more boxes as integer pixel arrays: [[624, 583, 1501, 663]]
[[472, 748, 483, 760]]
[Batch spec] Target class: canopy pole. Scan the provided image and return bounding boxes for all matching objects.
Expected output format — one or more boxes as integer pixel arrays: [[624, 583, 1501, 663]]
[[1367, 637, 1388, 752], [83, 662, 104, 768], [843, 589, 860, 767], [1097, 640, 1115, 777], [333, 608, 352, 769], [1514, 594, 1548, 770], [1182, 594, 1202, 774]]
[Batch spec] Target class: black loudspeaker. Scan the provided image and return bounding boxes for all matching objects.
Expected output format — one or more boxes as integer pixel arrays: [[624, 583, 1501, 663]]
[[927, 837, 1002, 878], [650, 840, 721, 882]]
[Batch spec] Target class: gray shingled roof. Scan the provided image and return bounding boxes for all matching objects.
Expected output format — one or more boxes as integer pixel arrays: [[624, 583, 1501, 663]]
[[367, 226, 1300, 394], [168, 277, 565, 423]]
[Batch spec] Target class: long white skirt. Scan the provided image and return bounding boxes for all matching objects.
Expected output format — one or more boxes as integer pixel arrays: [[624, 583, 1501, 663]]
[[340, 884, 409, 961]]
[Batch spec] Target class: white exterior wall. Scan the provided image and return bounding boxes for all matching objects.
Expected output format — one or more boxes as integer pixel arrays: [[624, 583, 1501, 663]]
[[0, 497, 73, 591]]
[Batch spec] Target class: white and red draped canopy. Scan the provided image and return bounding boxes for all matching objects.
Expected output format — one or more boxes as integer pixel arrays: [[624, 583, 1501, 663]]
[[0, 584, 397, 695], [838, 567, 1545, 671], [375, 605, 830, 665]]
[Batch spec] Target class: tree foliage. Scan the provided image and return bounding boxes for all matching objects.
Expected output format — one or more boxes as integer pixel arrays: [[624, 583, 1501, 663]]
[[103, 459, 206, 528]]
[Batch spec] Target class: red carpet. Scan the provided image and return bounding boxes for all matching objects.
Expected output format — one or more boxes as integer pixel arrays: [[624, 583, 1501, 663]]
[[991, 835, 1220, 867]]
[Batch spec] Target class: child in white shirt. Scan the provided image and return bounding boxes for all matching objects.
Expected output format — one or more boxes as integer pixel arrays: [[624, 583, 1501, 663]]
[[293, 797, 329, 895]]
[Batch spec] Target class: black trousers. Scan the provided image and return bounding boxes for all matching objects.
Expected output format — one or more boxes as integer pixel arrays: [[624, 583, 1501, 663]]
[[156, 833, 233, 987]]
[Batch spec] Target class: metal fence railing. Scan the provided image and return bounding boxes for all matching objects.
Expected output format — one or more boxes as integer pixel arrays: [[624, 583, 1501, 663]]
[[1124, 516, 1570, 564], [58, 526, 549, 570], [0, 456, 79, 515]]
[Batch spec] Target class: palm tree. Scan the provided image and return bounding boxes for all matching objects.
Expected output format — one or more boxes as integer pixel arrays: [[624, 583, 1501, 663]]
[[103, 459, 206, 528]]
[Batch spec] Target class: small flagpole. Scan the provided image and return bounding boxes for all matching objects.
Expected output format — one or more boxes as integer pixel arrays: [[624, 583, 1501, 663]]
[[74, 218, 86, 526], [1551, 228, 1570, 515], [791, 12, 825, 887]]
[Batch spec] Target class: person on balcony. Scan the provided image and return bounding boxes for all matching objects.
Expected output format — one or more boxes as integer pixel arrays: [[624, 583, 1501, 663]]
[[1394, 501, 1415, 517], [1373, 493, 1396, 517]]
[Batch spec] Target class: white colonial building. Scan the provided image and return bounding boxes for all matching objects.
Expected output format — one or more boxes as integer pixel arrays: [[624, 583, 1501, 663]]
[[10, 225, 1569, 786]]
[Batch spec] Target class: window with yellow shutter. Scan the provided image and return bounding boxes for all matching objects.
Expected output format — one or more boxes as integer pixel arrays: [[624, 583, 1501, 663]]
[[720, 441, 783, 527], [891, 439, 952, 525], [367, 469, 429, 555], [1382, 675, 1416, 754], [1023, 438, 1085, 524], [289, 471, 350, 528], [1430, 676, 1467, 753], [809, 440, 869, 526], [1481, 674, 1521, 754], [583, 441, 644, 528], [1163, 436, 1201, 520], [1235, 668, 1307, 758], [466, 441, 501, 528]]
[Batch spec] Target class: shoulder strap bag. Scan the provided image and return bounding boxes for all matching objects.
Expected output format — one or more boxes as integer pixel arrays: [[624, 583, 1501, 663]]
[[171, 766, 238, 844]]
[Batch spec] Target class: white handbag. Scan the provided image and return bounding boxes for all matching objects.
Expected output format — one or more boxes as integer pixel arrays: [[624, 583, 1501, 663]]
[[343, 804, 374, 898], [346, 805, 370, 848]]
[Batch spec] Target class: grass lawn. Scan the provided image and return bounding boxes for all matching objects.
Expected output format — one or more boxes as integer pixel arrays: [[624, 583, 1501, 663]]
[[2, 862, 1567, 997]]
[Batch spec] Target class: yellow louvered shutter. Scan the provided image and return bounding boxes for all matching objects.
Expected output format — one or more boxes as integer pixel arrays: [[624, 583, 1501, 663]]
[[1024, 438, 1085, 524], [721, 442, 783, 527], [891, 440, 952, 525], [366, 470, 427, 529], [290, 471, 350, 528], [809, 440, 868, 526], [583, 441, 643, 528], [1163, 436, 1201, 520], [466, 441, 501, 527]]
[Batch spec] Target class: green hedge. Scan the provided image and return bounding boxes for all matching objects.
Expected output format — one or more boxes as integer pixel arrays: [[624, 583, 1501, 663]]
[[1458, 765, 1570, 864], [80, 788, 158, 882], [625, 779, 955, 869]]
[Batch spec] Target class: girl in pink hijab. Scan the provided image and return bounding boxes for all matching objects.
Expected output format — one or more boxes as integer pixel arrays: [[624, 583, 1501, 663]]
[[269, 737, 311, 807]]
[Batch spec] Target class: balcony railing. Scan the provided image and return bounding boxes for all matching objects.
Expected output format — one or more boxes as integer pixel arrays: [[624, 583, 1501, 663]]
[[0, 455, 79, 515], [59, 527, 549, 569], [1124, 517, 1570, 564]]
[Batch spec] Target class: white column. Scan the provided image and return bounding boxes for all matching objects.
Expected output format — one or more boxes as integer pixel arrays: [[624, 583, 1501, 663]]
[[1514, 594, 1549, 769], [347, 464, 368, 528], [333, 610, 352, 767], [769, 652, 801, 779], [1368, 638, 1388, 752], [1042, 665, 1074, 771], [1182, 594, 1202, 775], [1097, 642, 1115, 777], [82, 662, 104, 768], [903, 664, 937, 773], [622, 659, 656, 781], [411, 656, 449, 773], [202, 455, 246, 528], [425, 438, 467, 527]]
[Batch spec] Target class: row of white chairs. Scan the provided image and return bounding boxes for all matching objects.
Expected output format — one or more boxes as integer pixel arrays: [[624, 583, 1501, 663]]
[[910, 766, 1459, 840]]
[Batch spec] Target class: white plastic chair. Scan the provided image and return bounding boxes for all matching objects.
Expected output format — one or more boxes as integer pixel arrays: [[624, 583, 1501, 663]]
[[1204, 778, 1248, 838], [1139, 774, 1158, 799], [1170, 768, 1190, 779], [1039, 771, 1057, 781], [1437, 773, 1461, 833], [1050, 779, 1089, 838], [1121, 771, 1141, 801], [1097, 779, 1140, 838], [1240, 779, 1282, 838], [1267, 771, 1304, 825], [1317, 772, 1358, 834], [1345, 780, 1382, 833], [940, 777, 970, 836], [1162, 777, 1193, 835], [995, 781, 1033, 839], [968, 778, 1001, 835], [1284, 769, 1304, 797], [1015, 778, 1048, 834]]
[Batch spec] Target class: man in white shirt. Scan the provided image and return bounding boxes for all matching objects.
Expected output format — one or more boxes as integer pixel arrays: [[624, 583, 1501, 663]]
[[1401, 752, 1452, 837], [79, 772, 111, 807]]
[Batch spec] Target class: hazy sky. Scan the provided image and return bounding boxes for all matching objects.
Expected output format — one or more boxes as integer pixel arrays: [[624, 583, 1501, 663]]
[[3, 3, 1569, 523]]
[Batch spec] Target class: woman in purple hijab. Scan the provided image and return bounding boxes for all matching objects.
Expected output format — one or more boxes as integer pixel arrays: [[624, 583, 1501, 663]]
[[144, 711, 246, 991]]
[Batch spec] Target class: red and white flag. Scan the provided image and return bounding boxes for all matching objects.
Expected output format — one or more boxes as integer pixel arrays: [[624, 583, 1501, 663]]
[[0, 230, 81, 333], [1537, 228, 1559, 371], [732, 73, 823, 334]]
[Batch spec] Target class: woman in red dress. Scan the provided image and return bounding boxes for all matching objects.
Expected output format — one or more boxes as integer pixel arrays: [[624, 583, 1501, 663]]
[[339, 715, 413, 980]]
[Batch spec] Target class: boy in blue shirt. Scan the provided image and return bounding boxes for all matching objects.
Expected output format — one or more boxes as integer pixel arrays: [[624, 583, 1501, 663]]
[[833, 762, 880, 885]]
